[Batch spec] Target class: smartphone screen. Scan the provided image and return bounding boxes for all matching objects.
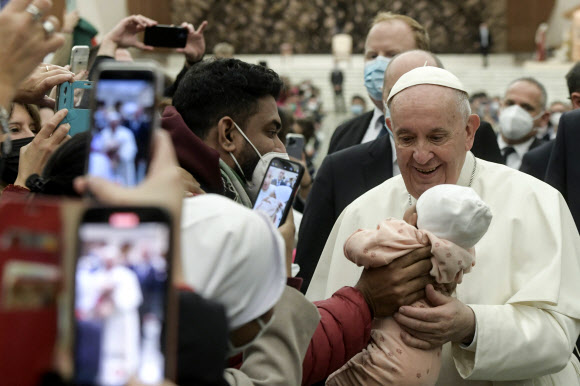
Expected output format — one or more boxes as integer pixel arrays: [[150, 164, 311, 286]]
[[253, 158, 304, 227], [88, 64, 159, 187], [74, 207, 171, 386]]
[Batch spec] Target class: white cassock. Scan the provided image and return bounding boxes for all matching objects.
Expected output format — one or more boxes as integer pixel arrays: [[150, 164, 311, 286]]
[[307, 152, 580, 385], [100, 125, 137, 186], [98, 266, 143, 385]]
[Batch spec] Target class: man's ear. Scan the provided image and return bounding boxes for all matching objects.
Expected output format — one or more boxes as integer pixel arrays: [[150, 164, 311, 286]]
[[465, 113, 480, 151], [217, 116, 237, 153], [571, 92, 580, 110]]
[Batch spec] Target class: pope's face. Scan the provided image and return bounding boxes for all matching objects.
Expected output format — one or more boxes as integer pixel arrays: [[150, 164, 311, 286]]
[[387, 85, 478, 198]]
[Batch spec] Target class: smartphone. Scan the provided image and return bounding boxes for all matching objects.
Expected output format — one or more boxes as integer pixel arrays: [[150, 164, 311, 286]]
[[55, 80, 93, 134], [87, 61, 162, 187], [253, 157, 304, 227], [285, 133, 305, 159], [73, 206, 174, 386], [70, 45, 90, 74], [144, 25, 188, 48]]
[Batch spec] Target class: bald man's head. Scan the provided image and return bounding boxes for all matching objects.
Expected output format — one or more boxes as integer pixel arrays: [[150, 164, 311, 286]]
[[382, 50, 443, 104]]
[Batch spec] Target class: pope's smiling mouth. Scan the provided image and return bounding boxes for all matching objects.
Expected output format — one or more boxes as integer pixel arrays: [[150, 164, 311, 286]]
[[414, 165, 439, 174]]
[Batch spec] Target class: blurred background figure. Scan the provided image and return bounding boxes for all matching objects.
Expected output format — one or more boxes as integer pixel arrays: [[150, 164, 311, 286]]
[[535, 22, 548, 61], [330, 62, 346, 113], [478, 22, 492, 67], [349, 94, 367, 116], [213, 42, 234, 58], [546, 100, 571, 140]]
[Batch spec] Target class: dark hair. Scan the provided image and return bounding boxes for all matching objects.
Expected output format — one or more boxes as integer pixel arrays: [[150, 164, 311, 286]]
[[172, 58, 283, 139], [277, 107, 294, 145], [9, 103, 42, 134], [566, 62, 580, 96], [469, 92, 488, 103], [27, 132, 90, 197], [295, 118, 316, 142]]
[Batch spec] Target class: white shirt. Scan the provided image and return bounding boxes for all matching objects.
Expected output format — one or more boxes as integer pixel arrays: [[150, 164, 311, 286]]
[[307, 152, 580, 384], [360, 107, 385, 144], [497, 135, 536, 169], [360, 106, 400, 176]]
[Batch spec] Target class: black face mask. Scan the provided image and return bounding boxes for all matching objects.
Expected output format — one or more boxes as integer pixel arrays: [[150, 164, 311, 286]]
[[0, 137, 34, 184]]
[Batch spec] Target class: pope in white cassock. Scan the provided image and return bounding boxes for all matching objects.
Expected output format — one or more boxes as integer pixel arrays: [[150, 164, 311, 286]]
[[306, 66, 580, 385], [96, 246, 143, 385]]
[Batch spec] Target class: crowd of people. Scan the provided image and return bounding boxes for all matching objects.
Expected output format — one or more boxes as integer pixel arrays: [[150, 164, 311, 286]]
[[1, 1, 580, 385]]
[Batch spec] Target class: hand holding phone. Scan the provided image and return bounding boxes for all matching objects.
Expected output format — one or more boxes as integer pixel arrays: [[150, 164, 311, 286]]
[[253, 157, 304, 227]]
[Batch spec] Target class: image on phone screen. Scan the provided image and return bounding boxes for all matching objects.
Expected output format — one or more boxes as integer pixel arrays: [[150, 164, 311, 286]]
[[74, 211, 170, 385], [253, 159, 303, 227], [88, 79, 155, 186]]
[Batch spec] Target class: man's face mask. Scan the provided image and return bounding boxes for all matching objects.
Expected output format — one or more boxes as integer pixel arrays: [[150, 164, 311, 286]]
[[364, 56, 391, 101], [549, 112, 563, 128], [499, 104, 543, 141], [0, 137, 33, 184], [228, 122, 289, 202], [350, 104, 364, 116], [227, 314, 275, 357]]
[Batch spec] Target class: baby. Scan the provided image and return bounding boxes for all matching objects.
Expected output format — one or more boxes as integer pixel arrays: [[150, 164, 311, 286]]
[[326, 184, 493, 386]]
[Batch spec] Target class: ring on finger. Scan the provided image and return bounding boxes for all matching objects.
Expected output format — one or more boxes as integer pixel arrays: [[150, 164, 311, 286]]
[[46, 65, 50, 72], [42, 20, 55, 37], [25, 4, 43, 21]]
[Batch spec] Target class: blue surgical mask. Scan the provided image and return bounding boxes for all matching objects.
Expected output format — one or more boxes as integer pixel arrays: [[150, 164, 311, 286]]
[[350, 104, 364, 115], [364, 56, 391, 101]]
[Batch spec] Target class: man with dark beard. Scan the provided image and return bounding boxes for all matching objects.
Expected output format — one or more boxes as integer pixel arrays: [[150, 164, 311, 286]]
[[163, 58, 287, 208]]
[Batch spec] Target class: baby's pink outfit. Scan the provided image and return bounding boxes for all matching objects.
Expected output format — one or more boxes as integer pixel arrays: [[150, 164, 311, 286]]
[[326, 218, 476, 386]]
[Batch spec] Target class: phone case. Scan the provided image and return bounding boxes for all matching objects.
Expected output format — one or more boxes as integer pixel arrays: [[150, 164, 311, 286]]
[[57, 80, 93, 135], [253, 158, 304, 227], [73, 207, 176, 383], [0, 199, 63, 385]]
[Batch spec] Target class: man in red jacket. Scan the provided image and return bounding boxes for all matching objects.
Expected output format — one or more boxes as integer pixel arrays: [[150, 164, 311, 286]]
[[302, 247, 432, 385]]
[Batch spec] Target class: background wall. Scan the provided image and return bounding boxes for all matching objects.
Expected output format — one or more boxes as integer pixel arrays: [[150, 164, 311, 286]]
[[48, 0, 561, 55], [171, 0, 510, 54]]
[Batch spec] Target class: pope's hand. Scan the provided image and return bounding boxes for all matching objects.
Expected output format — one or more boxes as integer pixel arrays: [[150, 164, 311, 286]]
[[393, 284, 476, 350]]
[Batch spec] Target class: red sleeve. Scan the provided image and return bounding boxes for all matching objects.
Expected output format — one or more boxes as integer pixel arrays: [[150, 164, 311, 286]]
[[301, 286, 372, 385], [1, 184, 30, 200]]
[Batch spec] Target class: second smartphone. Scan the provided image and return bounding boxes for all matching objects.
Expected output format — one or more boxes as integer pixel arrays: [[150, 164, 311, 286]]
[[253, 157, 304, 227], [73, 206, 174, 385], [87, 62, 162, 187]]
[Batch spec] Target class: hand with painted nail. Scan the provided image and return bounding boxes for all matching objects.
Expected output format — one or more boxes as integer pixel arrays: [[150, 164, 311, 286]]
[[13, 108, 70, 188]]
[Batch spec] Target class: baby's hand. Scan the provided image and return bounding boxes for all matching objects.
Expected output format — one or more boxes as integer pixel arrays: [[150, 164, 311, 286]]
[[403, 204, 418, 227]]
